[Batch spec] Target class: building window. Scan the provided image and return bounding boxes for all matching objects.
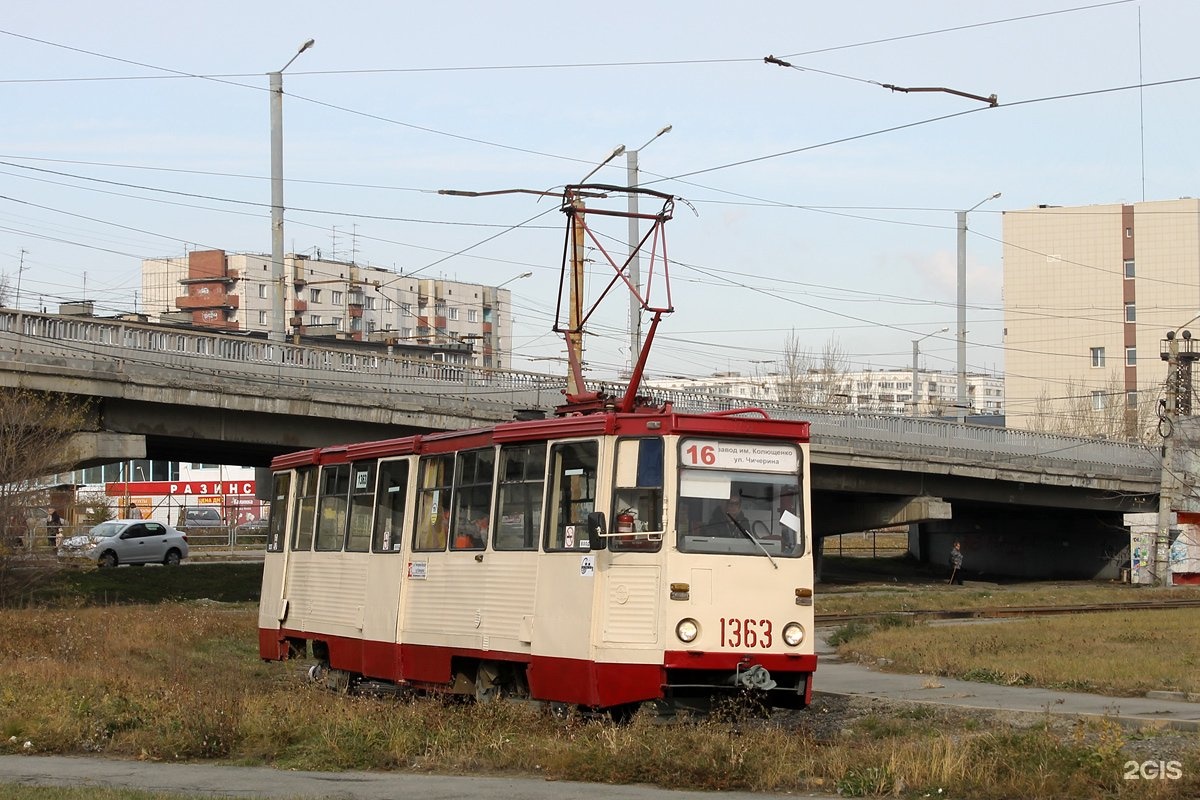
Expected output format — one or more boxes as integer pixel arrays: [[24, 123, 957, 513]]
[[258, 311, 267, 325], [1091, 347, 1105, 367], [1126, 347, 1136, 366], [435, 302, 446, 316], [401, 303, 412, 317], [333, 317, 343, 331], [448, 307, 459, 321], [331, 290, 343, 306], [367, 321, 376, 334], [400, 327, 412, 338], [1091, 391, 1105, 410], [468, 309, 479, 323], [1124, 259, 1135, 279], [310, 289, 321, 303], [385, 299, 394, 312], [1127, 391, 1138, 408], [1125, 227, 1133, 238], [310, 315, 321, 325], [258, 284, 267, 299], [1124, 303, 1136, 322], [364, 297, 376, 310]]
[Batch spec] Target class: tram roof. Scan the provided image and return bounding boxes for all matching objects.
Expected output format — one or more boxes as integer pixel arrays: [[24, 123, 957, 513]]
[[271, 409, 810, 469]]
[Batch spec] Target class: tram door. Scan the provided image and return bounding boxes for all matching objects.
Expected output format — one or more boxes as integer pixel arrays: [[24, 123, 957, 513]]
[[529, 438, 604, 705], [361, 459, 410, 678]]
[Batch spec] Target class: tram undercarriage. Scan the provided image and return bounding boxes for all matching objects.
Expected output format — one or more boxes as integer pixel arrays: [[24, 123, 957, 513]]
[[293, 637, 810, 717]]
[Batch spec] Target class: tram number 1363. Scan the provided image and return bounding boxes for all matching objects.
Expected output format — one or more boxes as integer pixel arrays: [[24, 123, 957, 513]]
[[721, 618, 773, 648]]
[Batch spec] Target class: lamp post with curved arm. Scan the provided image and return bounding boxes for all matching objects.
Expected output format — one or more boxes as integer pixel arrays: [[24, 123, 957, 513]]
[[269, 38, 315, 342], [956, 192, 1001, 420], [911, 327, 949, 417], [626, 125, 672, 371]]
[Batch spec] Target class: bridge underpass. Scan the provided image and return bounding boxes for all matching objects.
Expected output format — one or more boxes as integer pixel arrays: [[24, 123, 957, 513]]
[[0, 310, 1164, 579]]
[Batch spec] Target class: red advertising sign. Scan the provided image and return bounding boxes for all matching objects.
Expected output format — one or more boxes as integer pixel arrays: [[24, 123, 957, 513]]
[[105, 481, 256, 497]]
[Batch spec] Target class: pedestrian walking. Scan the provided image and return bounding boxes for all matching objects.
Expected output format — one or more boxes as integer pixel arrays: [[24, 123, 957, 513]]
[[47, 508, 63, 548], [948, 540, 964, 585]]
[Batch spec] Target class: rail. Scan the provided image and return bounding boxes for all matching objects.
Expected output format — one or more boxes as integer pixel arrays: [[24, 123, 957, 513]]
[[0, 309, 1160, 479]]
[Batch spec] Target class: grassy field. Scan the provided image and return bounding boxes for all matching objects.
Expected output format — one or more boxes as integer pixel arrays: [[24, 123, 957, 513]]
[[835, 608, 1200, 697], [1, 561, 1198, 798]]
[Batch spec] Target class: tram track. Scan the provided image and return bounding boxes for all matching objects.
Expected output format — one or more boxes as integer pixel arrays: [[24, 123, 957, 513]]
[[815, 596, 1200, 626]]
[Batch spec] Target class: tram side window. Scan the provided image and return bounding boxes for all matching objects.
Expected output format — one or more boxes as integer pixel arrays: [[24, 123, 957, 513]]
[[373, 460, 409, 553], [345, 461, 376, 552], [452, 449, 494, 550], [315, 464, 351, 551], [266, 471, 291, 552], [413, 454, 454, 551], [611, 437, 664, 553], [545, 441, 598, 551], [494, 442, 546, 551], [291, 466, 318, 551]]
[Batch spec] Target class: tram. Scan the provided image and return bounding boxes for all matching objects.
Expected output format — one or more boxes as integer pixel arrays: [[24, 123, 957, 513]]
[[257, 184, 816, 713]]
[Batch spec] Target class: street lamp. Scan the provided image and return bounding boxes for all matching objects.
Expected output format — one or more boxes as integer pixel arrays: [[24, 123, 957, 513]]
[[269, 38, 315, 342], [956, 191, 1001, 421], [911, 327, 948, 417], [497, 271, 533, 289], [626, 125, 672, 371]]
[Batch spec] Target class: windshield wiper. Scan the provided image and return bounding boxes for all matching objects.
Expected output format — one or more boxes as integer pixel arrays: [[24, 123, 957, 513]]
[[726, 513, 778, 569]]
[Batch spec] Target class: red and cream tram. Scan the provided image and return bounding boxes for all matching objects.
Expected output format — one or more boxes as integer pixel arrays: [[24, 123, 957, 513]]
[[257, 408, 814, 712], [257, 184, 816, 712]]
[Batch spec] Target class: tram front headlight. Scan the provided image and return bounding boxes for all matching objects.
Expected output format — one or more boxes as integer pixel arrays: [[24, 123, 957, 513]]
[[676, 618, 699, 643], [782, 622, 805, 647]]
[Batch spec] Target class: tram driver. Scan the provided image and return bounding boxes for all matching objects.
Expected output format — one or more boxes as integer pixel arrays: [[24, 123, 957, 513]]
[[704, 493, 750, 537]]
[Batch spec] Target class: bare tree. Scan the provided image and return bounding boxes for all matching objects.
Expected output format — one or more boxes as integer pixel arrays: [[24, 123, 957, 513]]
[[1026, 372, 1156, 442], [778, 330, 852, 409], [0, 389, 92, 605]]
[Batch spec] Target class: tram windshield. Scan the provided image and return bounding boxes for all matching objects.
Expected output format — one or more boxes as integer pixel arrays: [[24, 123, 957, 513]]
[[676, 465, 805, 558]]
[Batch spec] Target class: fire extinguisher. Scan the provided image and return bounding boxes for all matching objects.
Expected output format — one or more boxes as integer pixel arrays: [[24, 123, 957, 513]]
[[616, 510, 636, 534]]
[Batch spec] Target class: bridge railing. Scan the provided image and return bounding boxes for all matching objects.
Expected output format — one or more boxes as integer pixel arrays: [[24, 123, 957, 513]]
[[0, 309, 1160, 479]]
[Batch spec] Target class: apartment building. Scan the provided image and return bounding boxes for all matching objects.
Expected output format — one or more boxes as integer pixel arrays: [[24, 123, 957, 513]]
[[646, 369, 1003, 417], [1002, 199, 1200, 437], [142, 250, 517, 369]]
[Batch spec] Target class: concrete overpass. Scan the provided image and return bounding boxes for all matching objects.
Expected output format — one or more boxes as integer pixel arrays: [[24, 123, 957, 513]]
[[0, 311, 1162, 578]]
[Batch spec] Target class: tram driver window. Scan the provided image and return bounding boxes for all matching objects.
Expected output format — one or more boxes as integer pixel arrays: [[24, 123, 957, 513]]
[[545, 440, 598, 551], [494, 442, 546, 551], [414, 454, 454, 551], [611, 437, 664, 553]]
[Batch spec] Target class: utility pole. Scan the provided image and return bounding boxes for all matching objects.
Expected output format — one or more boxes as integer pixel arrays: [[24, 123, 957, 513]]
[[625, 125, 671, 373], [1157, 329, 1200, 585], [955, 192, 1001, 421], [269, 38, 315, 343]]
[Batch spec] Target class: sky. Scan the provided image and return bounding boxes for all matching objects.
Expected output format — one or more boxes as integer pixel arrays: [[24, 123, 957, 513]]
[[3, 0, 1199, 386]]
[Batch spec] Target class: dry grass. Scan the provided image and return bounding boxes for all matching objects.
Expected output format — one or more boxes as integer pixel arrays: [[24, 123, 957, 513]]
[[818, 580, 1200, 617], [0, 603, 1197, 798], [838, 609, 1200, 696]]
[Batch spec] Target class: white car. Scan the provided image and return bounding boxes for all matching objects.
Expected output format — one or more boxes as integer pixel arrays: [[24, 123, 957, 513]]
[[58, 519, 189, 567]]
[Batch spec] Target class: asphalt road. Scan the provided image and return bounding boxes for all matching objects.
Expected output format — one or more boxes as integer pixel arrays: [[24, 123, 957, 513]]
[[0, 755, 831, 799]]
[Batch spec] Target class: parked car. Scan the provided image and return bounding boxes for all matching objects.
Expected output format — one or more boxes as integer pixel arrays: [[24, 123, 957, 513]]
[[58, 519, 189, 567], [234, 518, 269, 539], [177, 507, 225, 528]]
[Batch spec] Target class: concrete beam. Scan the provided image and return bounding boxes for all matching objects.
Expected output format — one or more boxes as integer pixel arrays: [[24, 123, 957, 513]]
[[60, 432, 146, 471], [814, 494, 951, 537]]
